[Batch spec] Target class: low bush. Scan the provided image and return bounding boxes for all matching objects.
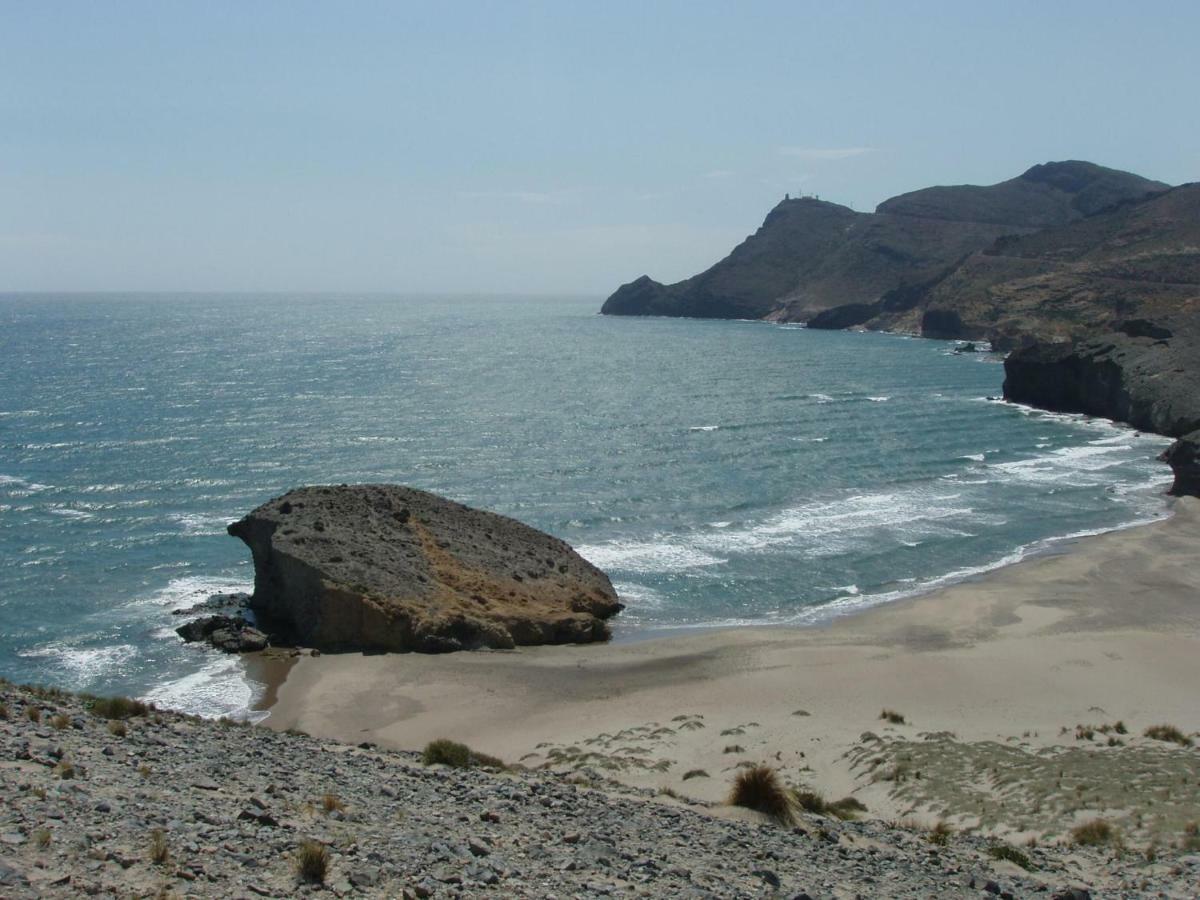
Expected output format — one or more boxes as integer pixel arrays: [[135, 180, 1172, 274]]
[[1071, 819, 1115, 847], [879, 709, 906, 725], [987, 843, 1035, 871], [296, 840, 329, 884], [89, 696, 149, 721], [728, 765, 794, 825], [928, 821, 953, 845], [1144, 724, 1193, 747], [421, 738, 504, 769], [149, 829, 169, 865]]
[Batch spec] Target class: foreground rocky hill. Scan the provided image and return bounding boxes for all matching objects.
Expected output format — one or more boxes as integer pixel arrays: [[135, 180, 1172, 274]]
[[2, 681, 1196, 898], [227, 485, 622, 654]]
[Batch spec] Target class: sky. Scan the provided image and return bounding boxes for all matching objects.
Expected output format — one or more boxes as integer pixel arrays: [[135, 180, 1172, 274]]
[[2, 1, 1198, 294]]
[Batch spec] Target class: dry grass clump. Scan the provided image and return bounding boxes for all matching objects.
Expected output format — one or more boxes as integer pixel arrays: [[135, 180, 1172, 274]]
[[987, 843, 1035, 871], [149, 829, 169, 865], [50, 713, 70, 731], [722, 744, 744, 754], [728, 765, 794, 825], [89, 695, 149, 721], [1143, 724, 1193, 747], [0, 703, 8, 720], [1071, 818, 1116, 847], [26, 706, 41, 724], [879, 708, 906, 725], [681, 769, 709, 781], [53, 761, 76, 780], [107, 720, 128, 737], [321, 793, 345, 813], [33, 828, 52, 849], [1180, 822, 1200, 851], [295, 840, 330, 884], [421, 738, 504, 769], [927, 820, 954, 845]]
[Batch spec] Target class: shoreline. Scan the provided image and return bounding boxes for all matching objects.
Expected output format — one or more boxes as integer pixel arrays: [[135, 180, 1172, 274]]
[[259, 496, 1200, 841]]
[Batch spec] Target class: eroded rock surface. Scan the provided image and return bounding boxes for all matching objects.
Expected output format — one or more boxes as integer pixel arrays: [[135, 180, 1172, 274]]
[[227, 485, 622, 653]]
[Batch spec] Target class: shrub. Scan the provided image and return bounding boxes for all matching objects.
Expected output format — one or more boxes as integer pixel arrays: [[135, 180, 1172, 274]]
[[33, 828, 52, 849], [321, 793, 344, 813], [728, 765, 794, 825], [987, 843, 1035, 871], [880, 709, 906, 725], [827, 796, 868, 820], [53, 761, 75, 780], [794, 789, 827, 814], [0, 703, 8, 720], [928, 821, 953, 845], [26, 706, 41, 724], [682, 769, 709, 781], [1181, 822, 1200, 852], [296, 840, 330, 884], [1144, 724, 1193, 747], [107, 720, 127, 737], [149, 829, 169, 865], [89, 696, 149, 721], [421, 739, 504, 769], [1071, 819, 1115, 847], [50, 714, 70, 731]]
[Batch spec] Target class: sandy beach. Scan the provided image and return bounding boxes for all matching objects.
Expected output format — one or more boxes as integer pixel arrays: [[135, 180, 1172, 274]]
[[262, 497, 1200, 845]]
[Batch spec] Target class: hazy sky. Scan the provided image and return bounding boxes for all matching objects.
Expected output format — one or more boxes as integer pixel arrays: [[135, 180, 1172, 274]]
[[3, 1, 1198, 294]]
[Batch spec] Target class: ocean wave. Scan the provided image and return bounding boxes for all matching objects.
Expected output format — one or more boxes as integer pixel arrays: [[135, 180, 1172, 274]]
[[18, 643, 139, 689], [575, 540, 726, 573], [167, 512, 235, 536], [129, 574, 252, 609], [142, 654, 265, 722]]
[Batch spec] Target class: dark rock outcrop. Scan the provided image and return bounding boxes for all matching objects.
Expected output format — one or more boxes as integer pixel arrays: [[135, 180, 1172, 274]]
[[1003, 321, 1200, 495], [176, 615, 269, 653], [227, 485, 622, 654], [1163, 432, 1200, 497]]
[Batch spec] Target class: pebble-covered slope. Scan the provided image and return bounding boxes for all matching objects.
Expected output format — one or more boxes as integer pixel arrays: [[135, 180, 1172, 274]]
[[2, 683, 1197, 898]]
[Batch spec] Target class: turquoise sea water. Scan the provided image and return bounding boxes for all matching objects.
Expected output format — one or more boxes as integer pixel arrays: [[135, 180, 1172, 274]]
[[0, 294, 1173, 717]]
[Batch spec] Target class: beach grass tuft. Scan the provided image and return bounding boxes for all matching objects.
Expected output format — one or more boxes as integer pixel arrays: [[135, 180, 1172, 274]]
[[321, 792, 345, 813], [89, 695, 149, 721], [728, 765, 794, 825], [1143, 724, 1193, 747], [1071, 818, 1116, 847], [107, 720, 128, 737], [295, 839, 330, 884], [421, 738, 505, 770], [927, 820, 953, 845], [149, 828, 169, 865], [879, 708, 906, 725], [987, 843, 1035, 871]]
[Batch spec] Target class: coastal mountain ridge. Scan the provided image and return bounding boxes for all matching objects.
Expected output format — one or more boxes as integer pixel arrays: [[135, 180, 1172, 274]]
[[602, 161, 1200, 494], [601, 160, 1169, 323]]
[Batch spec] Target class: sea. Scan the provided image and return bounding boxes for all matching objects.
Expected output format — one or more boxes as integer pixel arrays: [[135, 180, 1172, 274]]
[[0, 294, 1174, 719]]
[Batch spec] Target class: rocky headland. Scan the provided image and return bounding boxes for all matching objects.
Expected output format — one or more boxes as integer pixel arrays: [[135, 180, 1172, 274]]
[[601, 162, 1200, 494], [226, 485, 622, 654]]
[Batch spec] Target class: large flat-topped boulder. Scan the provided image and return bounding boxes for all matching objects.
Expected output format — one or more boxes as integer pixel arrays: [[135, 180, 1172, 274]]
[[227, 485, 622, 653]]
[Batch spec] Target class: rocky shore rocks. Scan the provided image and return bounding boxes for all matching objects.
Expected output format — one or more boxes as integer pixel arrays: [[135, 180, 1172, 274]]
[[227, 485, 622, 654], [3, 682, 1195, 898], [1002, 321, 1200, 495]]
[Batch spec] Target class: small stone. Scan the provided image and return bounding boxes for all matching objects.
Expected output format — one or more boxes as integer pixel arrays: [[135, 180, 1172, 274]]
[[468, 836, 491, 857]]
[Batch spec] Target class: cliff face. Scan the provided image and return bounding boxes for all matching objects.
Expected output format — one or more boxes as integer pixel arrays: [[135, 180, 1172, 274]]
[[601, 161, 1167, 323], [227, 485, 622, 653]]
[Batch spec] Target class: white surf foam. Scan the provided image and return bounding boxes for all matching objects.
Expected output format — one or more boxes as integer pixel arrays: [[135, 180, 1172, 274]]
[[18, 643, 139, 689], [575, 540, 726, 573], [167, 512, 235, 536], [142, 654, 266, 722]]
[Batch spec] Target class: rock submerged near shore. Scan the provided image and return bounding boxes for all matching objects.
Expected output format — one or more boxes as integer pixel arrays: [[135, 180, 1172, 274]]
[[226, 485, 622, 653]]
